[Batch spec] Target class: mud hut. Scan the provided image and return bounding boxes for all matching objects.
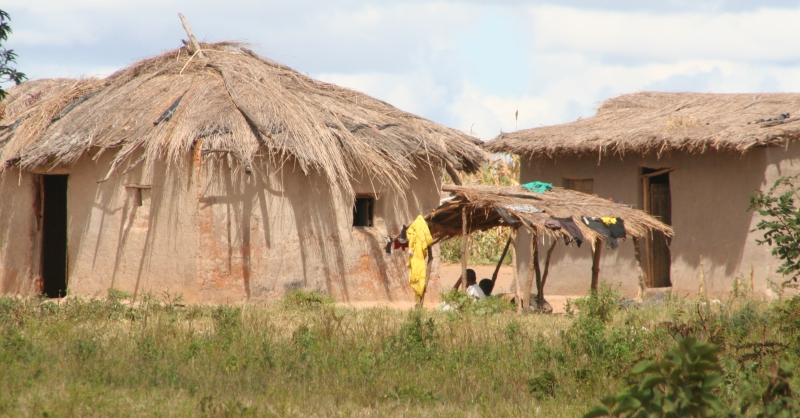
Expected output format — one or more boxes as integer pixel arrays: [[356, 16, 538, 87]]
[[486, 91, 800, 298], [0, 41, 485, 304]]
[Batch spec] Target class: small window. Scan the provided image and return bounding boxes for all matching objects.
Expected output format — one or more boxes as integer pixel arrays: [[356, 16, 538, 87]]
[[134, 188, 143, 207], [563, 178, 594, 195], [353, 195, 375, 227], [126, 185, 152, 211]]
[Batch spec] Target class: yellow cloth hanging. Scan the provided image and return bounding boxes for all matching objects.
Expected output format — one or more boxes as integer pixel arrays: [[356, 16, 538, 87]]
[[407, 215, 433, 303], [601, 217, 617, 225]]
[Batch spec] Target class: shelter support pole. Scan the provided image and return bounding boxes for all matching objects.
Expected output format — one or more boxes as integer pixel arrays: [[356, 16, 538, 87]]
[[633, 237, 646, 302], [460, 206, 468, 291], [591, 238, 602, 291], [510, 228, 523, 313], [539, 239, 557, 308], [491, 234, 512, 287], [421, 250, 433, 308], [524, 232, 539, 308]]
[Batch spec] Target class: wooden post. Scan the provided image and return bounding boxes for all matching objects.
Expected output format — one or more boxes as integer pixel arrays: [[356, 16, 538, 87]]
[[421, 249, 433, 308], [178, 13, 205, 59], [633, 237, 646, 302], [539, 239, 557, 308], [460, 206, 468, 291], [591, 237, 602, 291], [491, 234, 512, 285], [510, 228, 523, 313], [524, 232, 539, 308]]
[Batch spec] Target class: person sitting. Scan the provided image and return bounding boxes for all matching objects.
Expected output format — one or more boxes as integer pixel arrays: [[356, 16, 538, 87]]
[[464, 269, 486, 300], [478, 279, 494, 297]]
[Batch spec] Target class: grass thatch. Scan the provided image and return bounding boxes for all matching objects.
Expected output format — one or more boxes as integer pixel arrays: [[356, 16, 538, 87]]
[[0, 42, 485, 197], [486, 91, 800, 157], [426, 184, 672, 244]]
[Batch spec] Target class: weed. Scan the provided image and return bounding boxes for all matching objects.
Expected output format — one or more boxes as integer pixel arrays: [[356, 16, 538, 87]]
[[283, 289, 334, 309], [107, 287, 132, 302]]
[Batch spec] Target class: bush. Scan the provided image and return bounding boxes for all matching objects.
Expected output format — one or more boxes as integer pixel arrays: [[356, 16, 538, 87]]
[[585, 335, 724, 417], [749, 174, 800, 285]]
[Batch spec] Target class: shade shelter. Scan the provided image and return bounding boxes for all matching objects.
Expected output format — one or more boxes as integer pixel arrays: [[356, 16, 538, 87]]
[[0, 38, 485, 303], [486, 91, 800, 298], [425, 184, 672, 308]]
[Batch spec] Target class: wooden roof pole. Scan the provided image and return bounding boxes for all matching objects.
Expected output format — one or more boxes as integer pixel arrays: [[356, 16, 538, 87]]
[[633, 237, 646, 302], [539, 239, 557, 308], [491, 234, 512, 284], [524, 232, 539, 309], [591, 237, 602, 291], [460, 206, 468, 291], [510, 228, 523, 313], [444, 160, 463, 186], [178, 13, 205, 59]]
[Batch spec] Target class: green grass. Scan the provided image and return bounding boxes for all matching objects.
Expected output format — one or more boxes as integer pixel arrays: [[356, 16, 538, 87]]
[[1, 287, 800, 417]]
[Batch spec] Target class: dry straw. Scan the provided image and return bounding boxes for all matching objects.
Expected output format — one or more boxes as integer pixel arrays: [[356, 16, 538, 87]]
[[486, 91, 800, 157], [427, 184, 673, 244], [0, 42, 485, 197]]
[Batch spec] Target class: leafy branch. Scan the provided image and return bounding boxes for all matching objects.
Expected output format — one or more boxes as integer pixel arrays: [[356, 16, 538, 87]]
[[0, 9, 26, 100]]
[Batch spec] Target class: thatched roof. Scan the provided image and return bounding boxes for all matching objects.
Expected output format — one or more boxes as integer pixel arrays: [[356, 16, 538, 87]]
[[0, 42, 485, 196], [426, 184, 672, 244], [486, 91, 800, 157]]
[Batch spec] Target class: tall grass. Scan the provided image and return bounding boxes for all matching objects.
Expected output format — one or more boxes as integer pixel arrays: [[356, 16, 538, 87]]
[[1, 288, 799, 417]]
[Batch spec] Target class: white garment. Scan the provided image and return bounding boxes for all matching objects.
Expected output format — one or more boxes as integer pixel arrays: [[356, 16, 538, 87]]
[[466, 284, 486, 300]]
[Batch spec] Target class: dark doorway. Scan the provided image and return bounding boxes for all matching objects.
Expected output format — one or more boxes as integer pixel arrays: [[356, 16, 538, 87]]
[[642, 167, 672, 288], [41, 175, 68, 298]]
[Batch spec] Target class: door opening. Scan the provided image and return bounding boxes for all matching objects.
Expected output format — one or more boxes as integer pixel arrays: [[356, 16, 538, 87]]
[[642, 167, 672, 288], [41, 175, 68, 298]]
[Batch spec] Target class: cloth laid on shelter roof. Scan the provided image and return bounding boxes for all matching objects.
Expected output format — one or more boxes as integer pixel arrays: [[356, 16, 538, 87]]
[[521, 181, 553, 194], [609, 218, 626, 240], [407, 215, 433, 303], [582, 216, 618, 249], [544, 219, 561, 230], [505, 203, 544, 214], [551, 216, 584, 247]]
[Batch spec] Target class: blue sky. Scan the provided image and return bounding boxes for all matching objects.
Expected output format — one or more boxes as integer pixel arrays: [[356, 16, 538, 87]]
[[5, 1, 800, 139]]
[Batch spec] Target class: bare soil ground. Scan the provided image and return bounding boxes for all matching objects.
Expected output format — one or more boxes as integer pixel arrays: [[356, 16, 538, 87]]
[[337, 264, 581, 313]]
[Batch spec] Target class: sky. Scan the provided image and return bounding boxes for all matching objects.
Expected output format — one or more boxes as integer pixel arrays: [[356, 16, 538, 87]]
[[5, 0, 800, 139]]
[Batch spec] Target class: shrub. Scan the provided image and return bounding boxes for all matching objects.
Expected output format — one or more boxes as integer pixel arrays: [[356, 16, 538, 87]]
[[748, 174, 800, 285], [584, 335, 724, 418]]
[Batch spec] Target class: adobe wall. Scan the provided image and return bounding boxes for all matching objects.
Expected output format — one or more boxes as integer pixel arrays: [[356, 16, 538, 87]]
[[65, 151, 201, 300], [0, 169, 41, 295], [518, 145, 800, 299], [195, 156, 443, 304], [0, 150, 444, 304]]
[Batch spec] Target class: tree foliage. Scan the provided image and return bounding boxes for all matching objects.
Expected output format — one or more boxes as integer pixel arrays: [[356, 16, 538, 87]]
[[0, 9, 26, 100], [748, 174, 800, 284]]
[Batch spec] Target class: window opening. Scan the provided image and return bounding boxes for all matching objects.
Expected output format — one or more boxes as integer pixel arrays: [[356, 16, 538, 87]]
[[353, 195, 375, 227], [563, 177, 594, 194]]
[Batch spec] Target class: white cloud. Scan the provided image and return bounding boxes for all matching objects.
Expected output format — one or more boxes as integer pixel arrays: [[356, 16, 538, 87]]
[[5, 1, 800, 142], [528, 5, 800, 63]]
